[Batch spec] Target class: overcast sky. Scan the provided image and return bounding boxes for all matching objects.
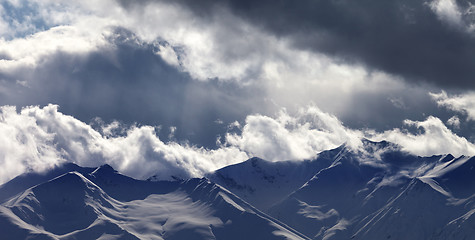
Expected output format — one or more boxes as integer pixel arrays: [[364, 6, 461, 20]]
[[1, 0, 475, 182]]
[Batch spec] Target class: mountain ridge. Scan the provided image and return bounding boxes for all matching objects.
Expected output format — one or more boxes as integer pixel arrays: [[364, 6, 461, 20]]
[[1, 139, 475, 239], [0, 164, 308, 240]]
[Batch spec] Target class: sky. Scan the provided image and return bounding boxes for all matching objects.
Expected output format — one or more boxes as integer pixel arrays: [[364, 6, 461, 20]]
[[1, 0, 475, 183]]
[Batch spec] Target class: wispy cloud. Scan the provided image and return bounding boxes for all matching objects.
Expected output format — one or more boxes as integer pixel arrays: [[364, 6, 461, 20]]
[[430, 91, 475, 120]]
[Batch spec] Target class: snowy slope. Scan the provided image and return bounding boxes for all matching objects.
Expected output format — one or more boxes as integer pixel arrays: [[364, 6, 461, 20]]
[[206, 139, 475, 240], [267, 141, 475, 240], [0, 162, 96, 204], [206, 148, 340, 211], [0, 164, 308, 240], [2, 139, 475, 240]]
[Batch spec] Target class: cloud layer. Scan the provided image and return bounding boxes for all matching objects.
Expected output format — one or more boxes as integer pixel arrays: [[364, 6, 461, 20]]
[[2, 0, 475, 184], [0, 104, 250, 183], [1, 104, 474, 185], [0, 0, 456, 144], [163, 0, 475, 88]]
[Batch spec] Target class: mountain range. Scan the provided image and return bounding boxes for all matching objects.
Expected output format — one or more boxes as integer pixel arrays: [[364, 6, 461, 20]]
[[1, 139, 475, 239]]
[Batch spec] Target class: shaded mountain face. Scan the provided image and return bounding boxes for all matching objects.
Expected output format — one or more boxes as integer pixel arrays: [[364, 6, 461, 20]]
[[2, 139, 475, 240], [0, 164, 307, 240], [0, 162, 96, 204], [209, 140, 475, 240], [205, 154, 335, 211]]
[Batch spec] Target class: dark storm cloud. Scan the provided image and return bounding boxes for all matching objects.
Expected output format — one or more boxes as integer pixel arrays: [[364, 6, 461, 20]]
[[123, 0, 475, 89], [0, 28, 264, 148]]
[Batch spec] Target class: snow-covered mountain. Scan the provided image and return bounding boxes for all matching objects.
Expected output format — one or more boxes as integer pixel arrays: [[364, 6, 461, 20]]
[[2, 139, 475, 239], [0, 164, 307, 240], [209, 140, 475, 240], [206, 155, 333, 211]]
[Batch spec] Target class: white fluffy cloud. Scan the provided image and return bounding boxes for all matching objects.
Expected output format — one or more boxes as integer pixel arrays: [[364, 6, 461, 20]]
[[2, 104, 475, 185], [0, 0, 119, 71], [0, 106, 60, 184], [0, 24, 111, 73], [0, 104, 364, 184], [430, 91, 475, 120], [0, 104, 250, 184], [226, 106, 363, 161], [371, 116, 475, 156]]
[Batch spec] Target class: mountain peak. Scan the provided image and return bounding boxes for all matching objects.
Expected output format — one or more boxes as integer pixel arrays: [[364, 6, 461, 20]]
[[35, 171, 102, 197], [91, 164, 118, 176], [249, 156, 264, 162], [0, 162, 96, 204]]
